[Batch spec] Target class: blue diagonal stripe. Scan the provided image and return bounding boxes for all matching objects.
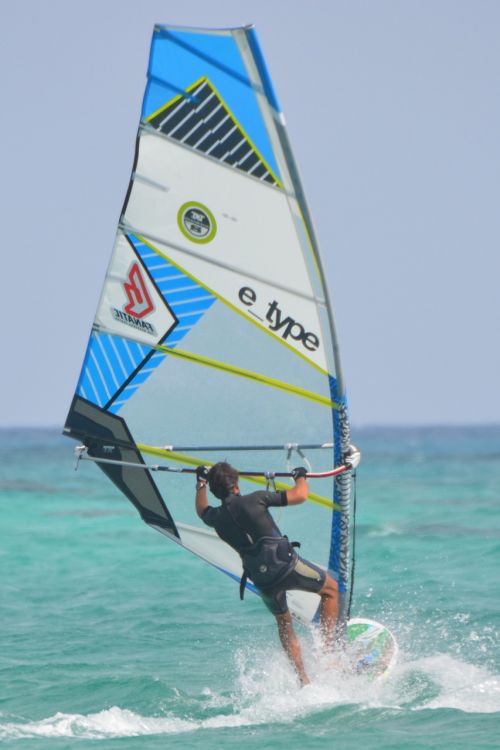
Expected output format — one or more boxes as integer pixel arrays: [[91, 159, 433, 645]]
[[78, 238, 218, 414]]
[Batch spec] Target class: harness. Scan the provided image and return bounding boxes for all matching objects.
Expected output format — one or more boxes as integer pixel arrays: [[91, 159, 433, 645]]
[[238, 536, 300, 600], [219, 499, 300, 600]]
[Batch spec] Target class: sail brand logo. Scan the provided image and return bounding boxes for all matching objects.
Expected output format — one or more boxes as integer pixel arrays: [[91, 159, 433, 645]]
[[111, 262, 157, 336], [123, 262, 154, 318], [238, 286, 320, 352], [177, 201, 217, 244]]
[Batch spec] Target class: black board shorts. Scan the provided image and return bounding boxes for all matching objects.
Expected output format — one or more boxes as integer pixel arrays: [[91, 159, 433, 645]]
[[258, 556, 326, 615]]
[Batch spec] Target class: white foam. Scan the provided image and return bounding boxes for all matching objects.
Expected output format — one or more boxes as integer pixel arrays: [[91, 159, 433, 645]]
[[0, 707, 196, 740], [2, 647, 499, 739], [0, 645, 389, 741], [366, 523, 403, 538], [407, 654, 500, 714]]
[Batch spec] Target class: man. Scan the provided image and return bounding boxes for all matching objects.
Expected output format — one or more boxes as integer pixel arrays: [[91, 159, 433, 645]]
[[194, 461, 342, 686]]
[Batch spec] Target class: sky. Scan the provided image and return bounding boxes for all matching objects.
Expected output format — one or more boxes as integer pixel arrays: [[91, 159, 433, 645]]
[[1, 0, 499, 427]]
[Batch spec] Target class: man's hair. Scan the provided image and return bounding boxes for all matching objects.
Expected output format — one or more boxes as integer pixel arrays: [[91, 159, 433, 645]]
[[208, 462, 239, 500]]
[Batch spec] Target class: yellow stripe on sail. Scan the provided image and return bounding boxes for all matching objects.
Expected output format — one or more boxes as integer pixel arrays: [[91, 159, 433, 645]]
[[155, 344, 337, 409], [137, 444, 342, 512], [133, 233, 330, 379]]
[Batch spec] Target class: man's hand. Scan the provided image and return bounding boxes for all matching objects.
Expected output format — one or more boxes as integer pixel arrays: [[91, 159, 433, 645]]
[[287, 467, 308, 505], [291, 466, 308, 481], [196, 466, 210, 483]]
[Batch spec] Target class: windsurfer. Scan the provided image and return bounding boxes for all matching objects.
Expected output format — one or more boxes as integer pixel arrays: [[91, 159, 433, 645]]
[[194, 461, 341, 686]]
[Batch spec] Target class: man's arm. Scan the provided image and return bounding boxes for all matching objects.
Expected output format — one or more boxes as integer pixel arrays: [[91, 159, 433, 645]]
[[195, 466, 210, 519], [286, 467, 308, 506], [195, 482, 209, 518]]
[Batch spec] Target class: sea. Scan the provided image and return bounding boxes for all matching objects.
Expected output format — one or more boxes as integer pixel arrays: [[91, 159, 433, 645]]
[[1, 426, 499, 749]]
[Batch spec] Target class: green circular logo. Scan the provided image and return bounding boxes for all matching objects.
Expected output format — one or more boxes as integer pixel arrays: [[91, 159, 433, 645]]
[[177, 201, 217, 244]]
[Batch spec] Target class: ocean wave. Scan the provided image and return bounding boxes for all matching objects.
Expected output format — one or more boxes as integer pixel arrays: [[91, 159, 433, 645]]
[[0, 707, 198, 740], [2, 642, 499, 740]]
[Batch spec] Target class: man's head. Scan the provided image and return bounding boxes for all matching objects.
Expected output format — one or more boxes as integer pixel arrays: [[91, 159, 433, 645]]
[[208, 462, 239, 500]]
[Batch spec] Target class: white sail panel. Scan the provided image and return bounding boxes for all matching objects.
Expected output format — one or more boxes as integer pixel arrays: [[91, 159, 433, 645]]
[[124, 131, 329, 370], [95, 233, 178, 346]]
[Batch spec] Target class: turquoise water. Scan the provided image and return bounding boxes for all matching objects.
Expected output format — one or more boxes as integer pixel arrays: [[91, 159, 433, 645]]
[[1, 427, 499, 749]]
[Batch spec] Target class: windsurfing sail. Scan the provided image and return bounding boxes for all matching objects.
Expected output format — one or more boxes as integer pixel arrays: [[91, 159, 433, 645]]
[[64, 24, 354, 626]]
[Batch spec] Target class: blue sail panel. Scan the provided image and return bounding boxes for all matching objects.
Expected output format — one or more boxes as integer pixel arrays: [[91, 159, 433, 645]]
[[142, 27, 281, 180], [76, 332, 154, 410]]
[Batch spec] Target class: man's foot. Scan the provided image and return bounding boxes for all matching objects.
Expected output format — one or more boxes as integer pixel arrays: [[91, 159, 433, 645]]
[[299, 673, 311, 687]]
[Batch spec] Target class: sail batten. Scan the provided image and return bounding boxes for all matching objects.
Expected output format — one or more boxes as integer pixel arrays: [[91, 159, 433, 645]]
[[90, 319, 335, 407], [138, 123, 288, 193], [119, 225, 327, 305]]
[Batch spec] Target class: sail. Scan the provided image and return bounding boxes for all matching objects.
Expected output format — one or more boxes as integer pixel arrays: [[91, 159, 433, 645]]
[[64, 25, 353, 625]]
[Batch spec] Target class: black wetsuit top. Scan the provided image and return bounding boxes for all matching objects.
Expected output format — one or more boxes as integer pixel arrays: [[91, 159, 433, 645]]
[[202, 489, 325, 615], [201, 490, 288, 554]]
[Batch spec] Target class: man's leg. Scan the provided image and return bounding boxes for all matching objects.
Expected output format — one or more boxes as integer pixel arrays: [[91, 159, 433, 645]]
[[275, 611, 310, 686], [318, 574, 339, 649]]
